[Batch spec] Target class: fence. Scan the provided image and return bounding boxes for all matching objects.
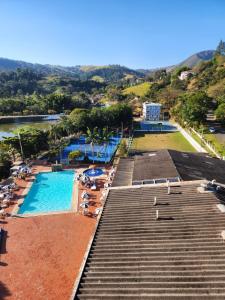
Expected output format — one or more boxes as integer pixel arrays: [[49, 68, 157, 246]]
[[190, 128, 223, 159], [177, 122, 224, 160], [175, 123, 206, 153]]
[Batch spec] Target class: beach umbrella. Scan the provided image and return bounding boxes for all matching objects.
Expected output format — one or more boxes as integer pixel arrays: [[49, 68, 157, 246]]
[[80, 202, 89, 209], [80, 202, 89, 215]]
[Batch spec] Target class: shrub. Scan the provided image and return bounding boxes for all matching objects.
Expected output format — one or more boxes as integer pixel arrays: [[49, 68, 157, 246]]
[[68, 150, 83, 163], [118, 140, 128, 157]]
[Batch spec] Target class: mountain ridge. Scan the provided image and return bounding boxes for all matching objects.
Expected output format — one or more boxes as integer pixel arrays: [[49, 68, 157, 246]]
[[0, 49, 216, 79]]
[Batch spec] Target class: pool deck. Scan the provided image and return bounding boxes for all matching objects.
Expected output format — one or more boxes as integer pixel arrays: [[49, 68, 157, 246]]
[[0, 164, 111, 300]]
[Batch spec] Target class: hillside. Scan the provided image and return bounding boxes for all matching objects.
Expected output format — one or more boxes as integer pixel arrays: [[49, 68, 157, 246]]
[[139, 50, 216, 74], [0, 58, 144, 82], [123, 82, 151, 97], [121, 42, 225, 125], [178, 50, 215, 68], [0, 49, 218, 82]]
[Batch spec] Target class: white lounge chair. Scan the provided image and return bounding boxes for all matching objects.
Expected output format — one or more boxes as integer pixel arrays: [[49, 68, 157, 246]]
[[94, 208, 102, 217]]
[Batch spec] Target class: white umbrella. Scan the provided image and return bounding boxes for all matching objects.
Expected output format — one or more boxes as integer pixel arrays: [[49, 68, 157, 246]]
[[80, 202, 89, 208]]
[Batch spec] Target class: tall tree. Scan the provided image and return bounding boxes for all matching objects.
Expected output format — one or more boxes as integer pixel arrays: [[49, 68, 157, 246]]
[[216, 40, 225, 56], [86, 127, 100, 163], [101, 127, 113, 163]]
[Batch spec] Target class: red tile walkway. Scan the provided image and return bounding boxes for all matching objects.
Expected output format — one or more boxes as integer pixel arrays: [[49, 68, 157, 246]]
[[1, 213, 96, 300], [0, 164, 111, 300]]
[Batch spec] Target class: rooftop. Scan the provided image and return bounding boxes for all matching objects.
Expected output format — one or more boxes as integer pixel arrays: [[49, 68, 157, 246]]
[[75, 181, 225, 299], [112, 149, 225, 186], [132, 150, 179, 182], [143, 102, 162, 106]]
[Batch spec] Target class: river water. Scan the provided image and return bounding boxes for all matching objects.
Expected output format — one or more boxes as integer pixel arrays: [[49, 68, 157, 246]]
[[0, 120, 57, 140]]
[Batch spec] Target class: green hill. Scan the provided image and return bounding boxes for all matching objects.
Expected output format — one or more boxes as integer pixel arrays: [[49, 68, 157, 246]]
[[0, 58, 144, 82], [123, 82, 151, 97]]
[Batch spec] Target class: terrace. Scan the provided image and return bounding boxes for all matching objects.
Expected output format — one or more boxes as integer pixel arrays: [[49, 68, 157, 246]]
[[0, 162, 112, 299]]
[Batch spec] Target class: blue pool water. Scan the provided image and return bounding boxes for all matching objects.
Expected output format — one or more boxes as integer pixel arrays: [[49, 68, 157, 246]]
[[18, 170, 75, 214], [140, 121, 177, 132], [62, 135, 121, 163]]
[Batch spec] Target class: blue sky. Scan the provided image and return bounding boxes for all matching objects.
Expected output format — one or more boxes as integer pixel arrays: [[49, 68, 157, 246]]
[[0, 0, 224, 69]]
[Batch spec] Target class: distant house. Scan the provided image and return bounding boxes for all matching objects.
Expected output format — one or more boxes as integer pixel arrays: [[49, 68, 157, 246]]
[[179, 70, 194, 80], [143, 102, 161, 121], [90, 93, 105, 104]]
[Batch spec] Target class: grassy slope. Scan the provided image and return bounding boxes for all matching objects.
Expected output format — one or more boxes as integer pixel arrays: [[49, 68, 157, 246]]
[[91, 75, 105, 82], [132, 132, 196, 152], [123, 82, 151, 97], [79, 65, 108, 72]]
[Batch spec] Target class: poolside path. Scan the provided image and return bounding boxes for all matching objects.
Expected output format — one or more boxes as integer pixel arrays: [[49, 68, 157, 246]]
[[0, 164, 109, 300]]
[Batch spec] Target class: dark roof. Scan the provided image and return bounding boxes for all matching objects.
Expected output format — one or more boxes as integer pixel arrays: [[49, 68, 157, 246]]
[[111, 158, 134, 187], [112, 149, 225, 187], [132, 150, 179, 182], [169, 149, 225, 184], [75, 183, 225, 298]]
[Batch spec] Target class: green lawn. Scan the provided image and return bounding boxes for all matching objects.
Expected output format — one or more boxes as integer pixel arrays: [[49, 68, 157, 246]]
[[188, 130, 216, 157], [123, 82, 151, 97], [132, 132, 196, 152]]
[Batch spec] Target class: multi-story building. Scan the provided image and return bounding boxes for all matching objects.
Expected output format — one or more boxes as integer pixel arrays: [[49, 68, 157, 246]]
[[143, 102, 161, 121]]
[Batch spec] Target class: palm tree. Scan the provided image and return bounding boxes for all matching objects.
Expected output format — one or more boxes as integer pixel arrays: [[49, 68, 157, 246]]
[[86, 127, 100, 163], [101, 127, 113, 163], [49, 125, 58, 144], [60, 116, 74, 137]]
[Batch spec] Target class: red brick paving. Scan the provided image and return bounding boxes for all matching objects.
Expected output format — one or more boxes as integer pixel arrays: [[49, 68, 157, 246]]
[[0, 164, 110, 300], [1, 214, 96, 300]]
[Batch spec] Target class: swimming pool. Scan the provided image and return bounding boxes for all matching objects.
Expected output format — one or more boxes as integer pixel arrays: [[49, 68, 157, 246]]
[[18, 170, 75, 215]]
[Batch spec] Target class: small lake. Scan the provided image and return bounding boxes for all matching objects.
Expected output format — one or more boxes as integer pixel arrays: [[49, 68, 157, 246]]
[[0, 120, 57, 140]]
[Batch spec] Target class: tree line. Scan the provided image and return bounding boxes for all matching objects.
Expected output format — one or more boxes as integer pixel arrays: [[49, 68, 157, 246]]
[[0, 103, 132, 179]]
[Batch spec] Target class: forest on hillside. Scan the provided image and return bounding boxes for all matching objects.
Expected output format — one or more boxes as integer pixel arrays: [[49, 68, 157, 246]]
[[0, 41, 225, 123]]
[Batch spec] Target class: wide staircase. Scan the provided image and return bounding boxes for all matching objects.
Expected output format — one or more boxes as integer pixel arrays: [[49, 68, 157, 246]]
[[75, 183, 225, 299]]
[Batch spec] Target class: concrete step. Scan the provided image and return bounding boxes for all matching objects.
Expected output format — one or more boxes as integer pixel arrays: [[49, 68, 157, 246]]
[[91, 242, 225, 250], [76, 294, 225, 299], [95, 227, 225, 236], [99, 214, 223, 223], [82, 274, 225, 282], [86, 258, 225, 266], [77, 286, 225, 295], [97, 222, 225, 231], [93, 234, 222, 242], [89, 249, 225, 257], [85, 264, 225, 272], [83, 271, 225, 277], [93, 239, 222, 247]]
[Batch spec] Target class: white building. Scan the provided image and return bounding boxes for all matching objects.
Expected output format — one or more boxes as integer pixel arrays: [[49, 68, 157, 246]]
[[179, 71, 194, 80], [143, 102, 161, 121]]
